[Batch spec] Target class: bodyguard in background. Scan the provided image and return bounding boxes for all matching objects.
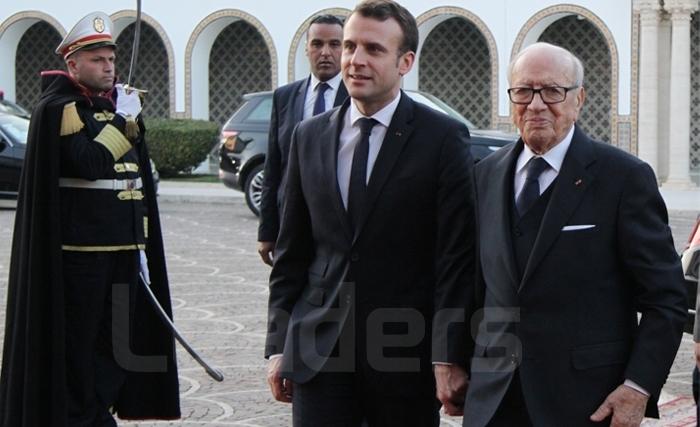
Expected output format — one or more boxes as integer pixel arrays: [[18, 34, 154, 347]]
[[257, 14, 348, 265], [465, 42, 686, 426]]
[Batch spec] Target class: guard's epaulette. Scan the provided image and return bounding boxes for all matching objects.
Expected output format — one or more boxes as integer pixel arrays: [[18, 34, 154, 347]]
[[60, 101, 84, 136]]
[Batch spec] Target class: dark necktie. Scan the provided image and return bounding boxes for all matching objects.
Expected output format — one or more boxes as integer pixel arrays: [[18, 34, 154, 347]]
[[312, 82, 330, 116], [347, 118, 378, 232], [516, 156, 549, 216]]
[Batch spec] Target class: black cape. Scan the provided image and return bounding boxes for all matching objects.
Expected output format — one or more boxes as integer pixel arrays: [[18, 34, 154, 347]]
[[0, 71, 180, 426]]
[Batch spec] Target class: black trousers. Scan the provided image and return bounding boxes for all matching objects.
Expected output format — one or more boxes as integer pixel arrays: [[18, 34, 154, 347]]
[[292, 371, 440, 427], [63, 250, 139, 427], [487, 373, 533, 427]]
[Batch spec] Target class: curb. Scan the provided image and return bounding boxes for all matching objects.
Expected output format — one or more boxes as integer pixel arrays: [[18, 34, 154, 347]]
[[157, 192, 240, 205]]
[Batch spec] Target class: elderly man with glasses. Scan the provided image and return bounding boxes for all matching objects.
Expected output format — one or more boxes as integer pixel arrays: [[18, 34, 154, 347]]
[[461, 42, 686, 427]]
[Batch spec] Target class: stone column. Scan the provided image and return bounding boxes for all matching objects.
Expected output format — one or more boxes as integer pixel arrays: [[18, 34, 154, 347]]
[[634, 0, 662, 175], [664, 0, 698, 187]]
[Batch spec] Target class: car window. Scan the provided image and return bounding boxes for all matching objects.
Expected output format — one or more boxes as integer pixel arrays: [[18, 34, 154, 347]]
[[404, 91, 476, 130], [246, 97, 273, 122], [0, 115, 29, 145]]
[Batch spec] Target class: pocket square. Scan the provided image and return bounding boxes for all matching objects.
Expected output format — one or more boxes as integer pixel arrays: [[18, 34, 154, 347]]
[[562, 224, 596, 231]]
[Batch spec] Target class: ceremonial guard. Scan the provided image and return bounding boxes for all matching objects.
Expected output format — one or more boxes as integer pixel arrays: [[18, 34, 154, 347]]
[[0, 12, 180, 426]]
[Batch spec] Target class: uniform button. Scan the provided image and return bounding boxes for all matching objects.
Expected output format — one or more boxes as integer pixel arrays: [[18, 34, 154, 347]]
[[351, 253, 360, 262]]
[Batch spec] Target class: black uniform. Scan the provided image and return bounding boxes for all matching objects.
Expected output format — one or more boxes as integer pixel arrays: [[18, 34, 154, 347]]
[[0, 70, 180, 426]]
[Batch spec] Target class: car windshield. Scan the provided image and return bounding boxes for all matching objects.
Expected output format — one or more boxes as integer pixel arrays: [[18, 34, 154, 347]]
[[404, 90, 476, 130], [0, 114, 29, 145]]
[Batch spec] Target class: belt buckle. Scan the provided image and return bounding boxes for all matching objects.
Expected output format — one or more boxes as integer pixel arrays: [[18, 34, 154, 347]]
[[126, 179, 136, 190]]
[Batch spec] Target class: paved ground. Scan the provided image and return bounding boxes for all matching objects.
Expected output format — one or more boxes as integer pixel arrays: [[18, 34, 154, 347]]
[[0, 185, 698, 426]]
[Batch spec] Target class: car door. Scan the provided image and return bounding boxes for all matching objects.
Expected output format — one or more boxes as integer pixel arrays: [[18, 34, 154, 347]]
[[0, 122, 25, 198]]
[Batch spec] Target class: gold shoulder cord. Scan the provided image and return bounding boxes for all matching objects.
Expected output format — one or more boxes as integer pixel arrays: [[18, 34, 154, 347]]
[[60, 102, 85, 136]]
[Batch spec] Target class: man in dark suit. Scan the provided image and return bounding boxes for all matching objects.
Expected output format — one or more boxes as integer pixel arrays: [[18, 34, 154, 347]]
[[265, 1, 476, 425], [464, 42, 687, 427], [257, 14, 348, 265]]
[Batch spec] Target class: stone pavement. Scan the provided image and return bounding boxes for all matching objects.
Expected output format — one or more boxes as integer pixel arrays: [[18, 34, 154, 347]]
[[0, 181, 698, 426]]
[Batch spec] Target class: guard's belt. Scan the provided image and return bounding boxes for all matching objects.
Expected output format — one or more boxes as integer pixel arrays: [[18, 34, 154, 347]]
[[59, 177, 143, 191]]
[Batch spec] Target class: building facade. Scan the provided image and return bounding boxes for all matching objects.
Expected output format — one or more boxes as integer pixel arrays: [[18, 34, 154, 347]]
[[0, 0, 697, 185]]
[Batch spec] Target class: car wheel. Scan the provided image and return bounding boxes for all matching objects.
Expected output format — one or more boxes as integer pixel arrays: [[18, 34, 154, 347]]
[[244, 164, 264, 217]]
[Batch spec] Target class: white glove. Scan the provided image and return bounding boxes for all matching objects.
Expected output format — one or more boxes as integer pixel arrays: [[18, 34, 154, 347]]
[[115, 83, 142, 118], [139, 249, 151, 286]]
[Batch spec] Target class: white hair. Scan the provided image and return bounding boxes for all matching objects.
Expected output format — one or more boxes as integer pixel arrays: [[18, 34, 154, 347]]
[[508, 42, 584, 87]]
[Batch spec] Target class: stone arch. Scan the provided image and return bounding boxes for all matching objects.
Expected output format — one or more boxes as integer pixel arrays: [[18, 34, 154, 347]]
[[111, 11, 175, 118], [510, 5, 619, 145], [0, 12, 65, 107], [416, 7, 499, 128], [287, 8, 352, 82], [185, 10, 277, 121]]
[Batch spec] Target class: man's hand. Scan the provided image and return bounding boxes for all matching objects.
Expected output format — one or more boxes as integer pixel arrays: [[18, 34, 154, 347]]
[[258, 241, 275, 266], [267, 356, 292, 403], [434, 364, 468, 416], [694, 342, 700, 369], [115, 83, 142, 118], [590, 384, 649, 426]]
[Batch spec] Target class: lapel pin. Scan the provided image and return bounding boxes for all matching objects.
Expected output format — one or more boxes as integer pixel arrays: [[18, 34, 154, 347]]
[[395, 131, 402, 137], [574, 179, 583, 186]]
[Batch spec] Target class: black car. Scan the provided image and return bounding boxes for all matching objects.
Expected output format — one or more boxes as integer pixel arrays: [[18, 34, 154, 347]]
[[0, 113, 29, 207], [683, 214, 700, 333], [219, 90, 518, 216]]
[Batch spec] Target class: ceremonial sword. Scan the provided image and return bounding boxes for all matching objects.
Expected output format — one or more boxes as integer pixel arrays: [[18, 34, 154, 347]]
[[128, 0, 222, 382], [139, 271, 224, 382], [126, 0, 141, 90]]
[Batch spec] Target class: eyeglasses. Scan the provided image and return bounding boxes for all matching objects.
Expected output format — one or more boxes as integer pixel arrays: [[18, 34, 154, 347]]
[[507, 86, 579, 105]]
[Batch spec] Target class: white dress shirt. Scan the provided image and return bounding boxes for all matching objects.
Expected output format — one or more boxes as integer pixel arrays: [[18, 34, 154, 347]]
[[268, 91, 400, 362], [337, 92, 402, 208], [303, 73, 343, 120], [513, 125, 573, 204]]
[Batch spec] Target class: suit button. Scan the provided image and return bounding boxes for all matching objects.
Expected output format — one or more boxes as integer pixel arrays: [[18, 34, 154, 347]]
[[351, 253, 360, 262], [514, 227, 523, 237]]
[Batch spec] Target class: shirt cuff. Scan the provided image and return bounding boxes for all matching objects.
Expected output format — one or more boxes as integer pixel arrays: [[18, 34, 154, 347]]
[[268, 354, 283, 360], [432, 361, 453, 366], [623, 379, 650, 396]]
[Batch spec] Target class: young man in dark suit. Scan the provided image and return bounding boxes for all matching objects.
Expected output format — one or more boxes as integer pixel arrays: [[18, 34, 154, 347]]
[[464, 42, 686, 427], [264, 1, 476, 425], [257, 14, 348, 265]]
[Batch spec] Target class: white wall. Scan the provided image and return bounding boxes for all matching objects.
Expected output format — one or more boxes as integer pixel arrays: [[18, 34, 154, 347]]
[[0, 0, 632, 117]]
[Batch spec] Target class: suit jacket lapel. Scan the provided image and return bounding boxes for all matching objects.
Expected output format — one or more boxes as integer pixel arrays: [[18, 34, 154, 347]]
[[292, 77, 310, 123], [487, 141, 522, 289], [352, 93, 414, 243], [520, 126, 597, 288], [334, 82, 348, 107], [320, 99, 354, 242]]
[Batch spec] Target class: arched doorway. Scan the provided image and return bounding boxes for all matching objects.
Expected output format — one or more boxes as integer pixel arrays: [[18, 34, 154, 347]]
[[115, 22, 170, 118], [208, 21, 272, 125], [15, 21, 63, 109], [690, 10, 700, 178], [419, 17, 491, 128]]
